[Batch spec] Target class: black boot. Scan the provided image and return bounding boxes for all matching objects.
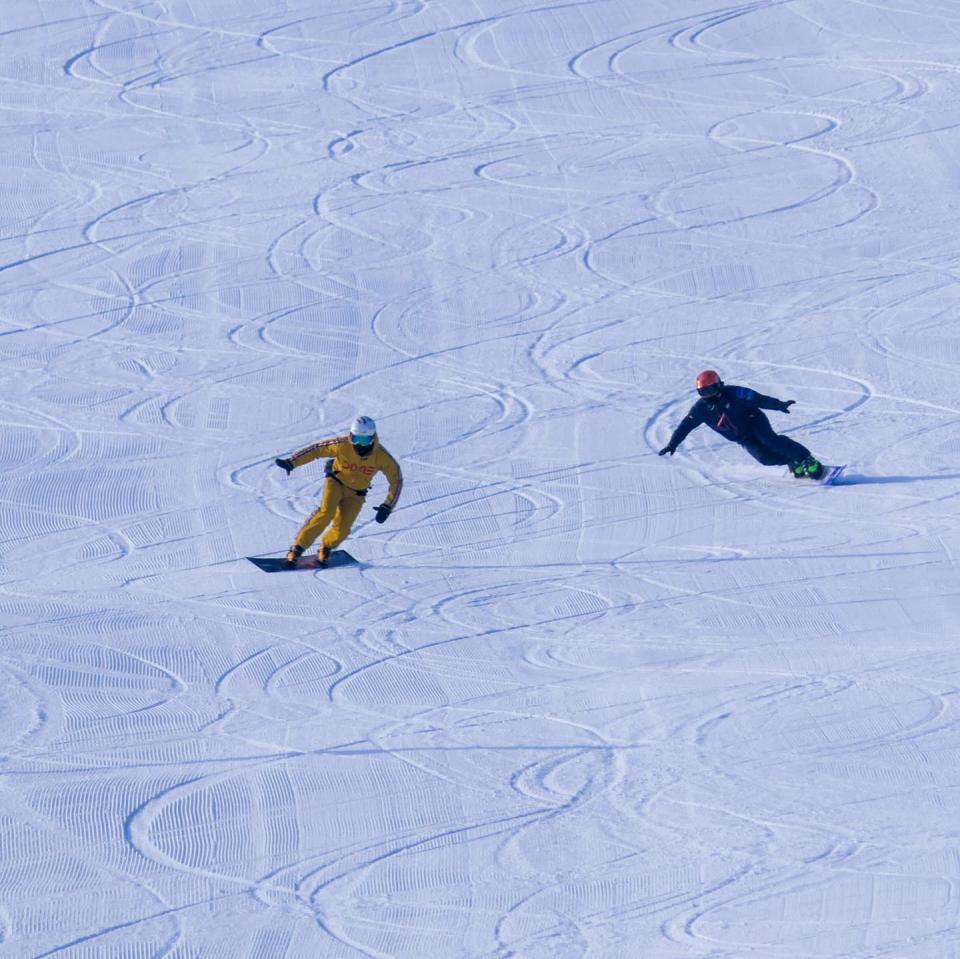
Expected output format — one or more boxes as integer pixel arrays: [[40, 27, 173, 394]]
[[285, 544, 304, 567]]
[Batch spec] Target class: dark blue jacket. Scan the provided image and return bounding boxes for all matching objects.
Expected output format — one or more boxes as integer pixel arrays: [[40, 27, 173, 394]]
[[667, 384, 790, 448]]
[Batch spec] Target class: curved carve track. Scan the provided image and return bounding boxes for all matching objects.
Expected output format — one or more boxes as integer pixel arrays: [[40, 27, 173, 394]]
[[2, 0, 959, 955]]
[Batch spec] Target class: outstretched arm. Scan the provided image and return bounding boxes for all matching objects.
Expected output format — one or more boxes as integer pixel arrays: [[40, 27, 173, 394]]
[[276, 436, 345, 474], [733, 386, 794, 413], [660, 406, 704, 455]]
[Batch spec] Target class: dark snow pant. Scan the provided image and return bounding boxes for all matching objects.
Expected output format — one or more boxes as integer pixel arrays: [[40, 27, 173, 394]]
[[739, 412, 810, 467]]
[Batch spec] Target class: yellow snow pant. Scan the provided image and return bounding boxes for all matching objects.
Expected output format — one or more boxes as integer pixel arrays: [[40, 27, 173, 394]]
[[294, 478, 366, 552]]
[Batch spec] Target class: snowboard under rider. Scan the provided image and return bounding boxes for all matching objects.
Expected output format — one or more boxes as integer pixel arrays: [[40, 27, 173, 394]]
[[658, 370, 824, 479], [275, 415, 403, 567]]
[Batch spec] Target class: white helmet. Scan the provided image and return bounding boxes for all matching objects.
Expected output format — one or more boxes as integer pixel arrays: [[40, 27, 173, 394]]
[[350, 415, 377, 447]]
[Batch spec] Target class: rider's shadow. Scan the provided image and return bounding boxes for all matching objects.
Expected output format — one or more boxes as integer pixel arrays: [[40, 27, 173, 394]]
[[838, 473, 960, 486]]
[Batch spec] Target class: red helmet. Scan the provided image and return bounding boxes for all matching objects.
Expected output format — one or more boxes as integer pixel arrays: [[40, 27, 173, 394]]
[[695, 369, 722, 397]]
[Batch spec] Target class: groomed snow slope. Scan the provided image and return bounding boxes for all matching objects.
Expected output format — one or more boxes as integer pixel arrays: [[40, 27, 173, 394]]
[[2, 1, 960, 956]]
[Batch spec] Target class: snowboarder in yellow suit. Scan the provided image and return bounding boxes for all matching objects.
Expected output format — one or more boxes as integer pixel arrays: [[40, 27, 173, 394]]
[[275, 415, 402, 567]]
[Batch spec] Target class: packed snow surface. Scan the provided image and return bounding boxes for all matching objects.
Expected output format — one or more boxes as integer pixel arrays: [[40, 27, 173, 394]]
[[2, 1, 960, 956]]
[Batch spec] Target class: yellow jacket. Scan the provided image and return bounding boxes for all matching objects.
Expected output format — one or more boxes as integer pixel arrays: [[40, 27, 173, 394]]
[[288, 436, 403, 509]]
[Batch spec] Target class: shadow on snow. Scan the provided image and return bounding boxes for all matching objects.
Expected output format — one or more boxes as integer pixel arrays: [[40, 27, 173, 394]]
[[837, 473, 960, 486]]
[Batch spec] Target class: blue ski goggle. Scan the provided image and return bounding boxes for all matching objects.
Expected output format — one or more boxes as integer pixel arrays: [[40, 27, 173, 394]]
[[697, 383, 721, 398], [351, 432, 375, 446]]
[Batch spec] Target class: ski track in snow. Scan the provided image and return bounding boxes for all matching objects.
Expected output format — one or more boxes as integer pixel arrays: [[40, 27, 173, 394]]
[[2, 0, 960, 956]]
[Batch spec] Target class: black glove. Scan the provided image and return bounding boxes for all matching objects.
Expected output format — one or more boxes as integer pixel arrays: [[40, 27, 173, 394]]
[[659, 445, 676, 456], [275, 457, 293, 475], [374, 504, 392, 524], [779, 400, 796, 413]]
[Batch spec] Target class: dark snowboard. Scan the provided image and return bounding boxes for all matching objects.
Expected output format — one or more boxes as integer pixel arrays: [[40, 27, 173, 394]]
[[247, 550, 358, 572]]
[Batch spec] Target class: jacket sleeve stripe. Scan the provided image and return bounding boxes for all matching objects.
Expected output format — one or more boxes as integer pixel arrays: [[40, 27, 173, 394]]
[[290, 436, 343, 465]]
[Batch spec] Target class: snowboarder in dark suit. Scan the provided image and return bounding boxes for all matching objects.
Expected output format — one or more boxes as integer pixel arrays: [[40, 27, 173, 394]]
[[659, 370, 824, 478]]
